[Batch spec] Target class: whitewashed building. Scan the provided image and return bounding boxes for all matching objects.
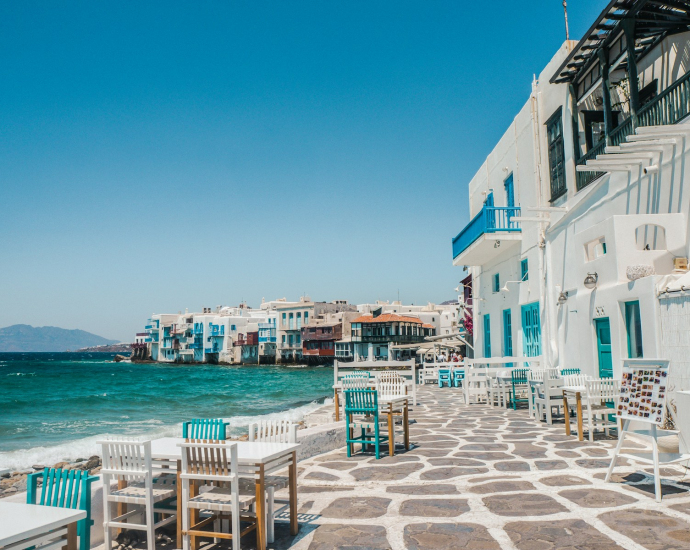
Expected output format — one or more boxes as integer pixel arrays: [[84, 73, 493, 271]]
[[452, 1, 690, 389]]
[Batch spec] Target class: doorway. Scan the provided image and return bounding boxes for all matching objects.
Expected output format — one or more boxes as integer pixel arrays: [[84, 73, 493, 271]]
[[594, 318, 613, 378]]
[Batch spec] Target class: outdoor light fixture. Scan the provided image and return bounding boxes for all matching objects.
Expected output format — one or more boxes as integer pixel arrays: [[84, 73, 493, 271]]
[[584, 272, 598, 290], [494, 240, 501, 249], [558, 291, 568, 305], [500, 281, 522, 292]]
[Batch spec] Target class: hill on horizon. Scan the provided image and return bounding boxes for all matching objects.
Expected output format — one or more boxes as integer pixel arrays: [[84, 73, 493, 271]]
[[0, 324, 119, 352]]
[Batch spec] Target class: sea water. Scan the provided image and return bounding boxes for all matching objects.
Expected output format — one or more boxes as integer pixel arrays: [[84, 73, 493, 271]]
[[0, 353, 333, 471]]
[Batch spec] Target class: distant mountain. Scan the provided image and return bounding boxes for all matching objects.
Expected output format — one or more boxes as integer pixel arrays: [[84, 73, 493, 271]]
[[0, 324, 119, 352]]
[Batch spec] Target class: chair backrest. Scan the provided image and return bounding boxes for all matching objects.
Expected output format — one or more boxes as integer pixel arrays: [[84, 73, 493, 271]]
[[342, 373, 370, 390], [27, 468, 96, 510], [466, 367, 487, 382], [563, 373, 589, 387], [377, 375, 406, 397], [99, 439, 151, 482], [585, 378, 619, 400], [249, 419, 297, 443], [528, 369, 546, 382], [511, 369, 528, 384], [179, 440, 238, 481], [182, 418, 228, 441], [560, 368, 581, 376], [344, 388, 378, 414], [438, 368, 451, 376]]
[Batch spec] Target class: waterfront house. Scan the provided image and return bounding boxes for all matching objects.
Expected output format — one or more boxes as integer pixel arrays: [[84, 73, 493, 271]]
[[350, 313, 436, 360], [275, 299, 357, 362], [452, 0, 690, 387]]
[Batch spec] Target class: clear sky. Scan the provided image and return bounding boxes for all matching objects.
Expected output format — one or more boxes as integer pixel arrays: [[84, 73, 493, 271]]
[[0, 1, 606, 341]]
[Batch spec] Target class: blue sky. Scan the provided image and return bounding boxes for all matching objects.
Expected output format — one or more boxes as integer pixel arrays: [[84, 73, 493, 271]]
[[0, 1, 606, 341]]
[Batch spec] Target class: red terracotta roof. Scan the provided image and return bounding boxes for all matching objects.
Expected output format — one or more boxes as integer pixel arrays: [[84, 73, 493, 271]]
[[422, 323, 435, 329], [352, 314, 424, 324]]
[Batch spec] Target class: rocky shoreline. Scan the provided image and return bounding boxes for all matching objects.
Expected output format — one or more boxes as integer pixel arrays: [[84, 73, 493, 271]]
[[0, 456, 102, 499]]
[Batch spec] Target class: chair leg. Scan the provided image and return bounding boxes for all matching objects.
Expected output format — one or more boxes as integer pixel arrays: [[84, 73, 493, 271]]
[[374, 422, 380, 460], [145, 502, 155, 550], [267, 486, 275, 544]]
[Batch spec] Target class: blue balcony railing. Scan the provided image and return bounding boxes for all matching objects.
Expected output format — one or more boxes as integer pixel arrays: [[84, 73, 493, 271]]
[[452, 206, 521, 259], [205, 347, 220, 354]]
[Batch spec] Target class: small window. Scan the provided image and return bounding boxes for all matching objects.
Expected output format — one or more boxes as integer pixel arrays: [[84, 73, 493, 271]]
[[521, 259, 529, 281], [493, 273, 500, 293], [635, 224, 666, 251], [546, 109, 566, 201], [585, 237, 607, 261], [625, 301, 643, 358], [231, 325, 236, 331]]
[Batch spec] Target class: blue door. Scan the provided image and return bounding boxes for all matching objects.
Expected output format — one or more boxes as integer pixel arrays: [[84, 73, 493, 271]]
[[521, 302, 541, 357], [484, 314, 492, 357], [503, 309, 513, 367], [595, 318, 613, 378], [504, 173, 515, 208], [484, 192, 495, 229]]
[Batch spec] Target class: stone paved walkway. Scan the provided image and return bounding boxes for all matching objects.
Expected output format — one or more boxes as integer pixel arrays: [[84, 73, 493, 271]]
[[271, 385, 690, 550]]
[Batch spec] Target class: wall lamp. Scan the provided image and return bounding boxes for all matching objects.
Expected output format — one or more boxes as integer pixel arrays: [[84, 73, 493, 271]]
[[584, 272, 598, 290], [557, 291, 568, 305], [500, 281, 522, 292]]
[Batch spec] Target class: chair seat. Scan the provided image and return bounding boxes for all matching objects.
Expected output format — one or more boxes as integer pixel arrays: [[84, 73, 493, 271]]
[[238, 476, 289, 494], [188, 486, 255, 512], [109, 478, 176, 504]]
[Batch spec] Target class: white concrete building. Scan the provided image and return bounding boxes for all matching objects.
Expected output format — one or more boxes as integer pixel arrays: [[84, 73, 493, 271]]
[[452, 1, 690, 389]]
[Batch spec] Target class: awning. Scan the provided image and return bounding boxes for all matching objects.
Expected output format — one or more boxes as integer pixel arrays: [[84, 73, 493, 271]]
[[657, 272, 690, 296], [551, 0, 690, 85]]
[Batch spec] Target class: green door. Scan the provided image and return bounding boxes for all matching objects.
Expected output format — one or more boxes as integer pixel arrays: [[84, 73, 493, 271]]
[[521, 302, 541, 357], [595, 318, 613, 378]]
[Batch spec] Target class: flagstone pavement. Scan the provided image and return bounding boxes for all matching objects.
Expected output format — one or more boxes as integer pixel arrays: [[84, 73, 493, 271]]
[[266, 385, 690, 550]]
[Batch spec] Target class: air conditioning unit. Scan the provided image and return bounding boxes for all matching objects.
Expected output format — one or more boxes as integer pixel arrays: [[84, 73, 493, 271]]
[[674, 257, 689, 272]]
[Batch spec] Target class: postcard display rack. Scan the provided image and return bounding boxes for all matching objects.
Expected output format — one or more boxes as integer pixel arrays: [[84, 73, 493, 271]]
[[606, 359, 690, 501]]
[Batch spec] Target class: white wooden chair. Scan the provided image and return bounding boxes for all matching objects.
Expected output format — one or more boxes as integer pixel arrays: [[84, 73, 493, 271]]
[[179, 440, 256, 550], [420, 365, 438, 385], [583, 379, 620, 441], [245, 420, 297, 544], [536, 370, 565, 424], [563, 373, 589, 387], [486, 370, 508, 407], [464, 368, 488, 404], [99, 439, 177, 550]]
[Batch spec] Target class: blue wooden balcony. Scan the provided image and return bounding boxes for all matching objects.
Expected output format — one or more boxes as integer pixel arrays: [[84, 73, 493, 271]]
[[452, 206, 521, 266]]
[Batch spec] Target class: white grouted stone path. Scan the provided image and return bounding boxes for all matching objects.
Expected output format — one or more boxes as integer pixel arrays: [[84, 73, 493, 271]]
[[264, 385, 690, 550]]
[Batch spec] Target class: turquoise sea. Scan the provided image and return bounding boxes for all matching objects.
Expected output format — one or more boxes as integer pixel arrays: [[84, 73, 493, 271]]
[[0, 353, 333, 470]]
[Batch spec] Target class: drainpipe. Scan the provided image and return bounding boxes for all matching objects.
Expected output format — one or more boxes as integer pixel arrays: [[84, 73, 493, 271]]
[[530, 78, 554, 368]]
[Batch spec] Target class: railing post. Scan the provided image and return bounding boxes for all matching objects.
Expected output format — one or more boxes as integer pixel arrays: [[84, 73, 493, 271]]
[[623, 19, 639, 130], [597, 48, 614, 145]]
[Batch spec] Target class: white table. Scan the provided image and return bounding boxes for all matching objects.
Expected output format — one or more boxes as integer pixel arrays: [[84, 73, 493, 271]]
[[149, 438, 299, 550], [333, 380, 413, 421], [0, 502, 85, 550]]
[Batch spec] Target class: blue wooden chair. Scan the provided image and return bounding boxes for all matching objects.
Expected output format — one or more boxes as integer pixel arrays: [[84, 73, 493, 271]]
[[438, 369, 452, 388], [344, 388, 389, 460], [509, 369, 529, 410], [452, 369, 465, 388], [560, 368, 581, 376], [27, 468, 97, 550], [182, 418, 229, 440]]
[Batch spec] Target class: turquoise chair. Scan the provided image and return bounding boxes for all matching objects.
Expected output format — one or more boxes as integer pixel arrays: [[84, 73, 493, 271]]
[[452, 369, 465, 388], [438, 369, 452, 388], [182, 418, 229, 440], [344, 388, 389, 460], [560, 368, 581, 376], [510, 369, 529, 410], [27, 468, 97, 550]]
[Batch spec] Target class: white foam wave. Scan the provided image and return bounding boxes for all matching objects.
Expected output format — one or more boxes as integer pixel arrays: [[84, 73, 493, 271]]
[[0, 400, 327, 471]]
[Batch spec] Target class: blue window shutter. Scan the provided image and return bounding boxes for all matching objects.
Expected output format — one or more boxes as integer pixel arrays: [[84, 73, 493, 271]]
[[521, 259, 528, 281], [484, 315, 492, 357]]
